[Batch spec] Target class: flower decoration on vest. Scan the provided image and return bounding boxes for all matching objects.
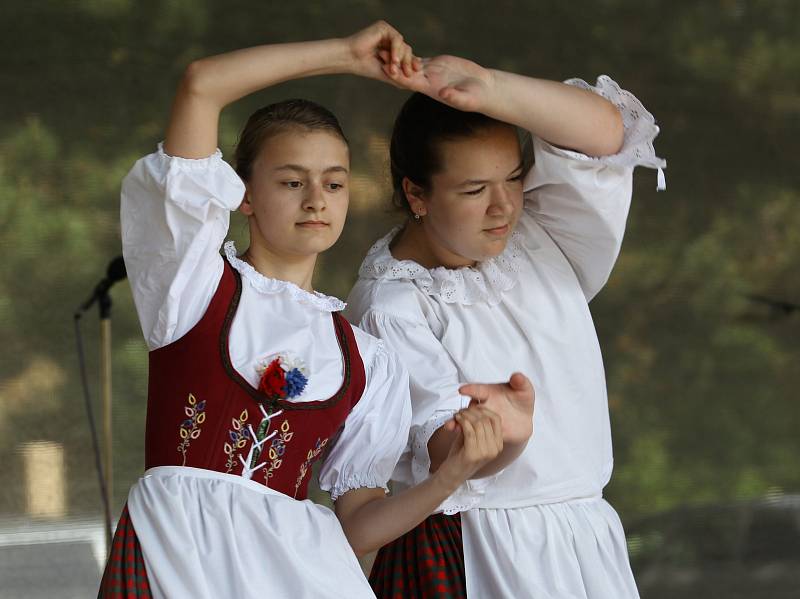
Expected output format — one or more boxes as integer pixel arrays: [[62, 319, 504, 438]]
[[256, 352, 309, 401]]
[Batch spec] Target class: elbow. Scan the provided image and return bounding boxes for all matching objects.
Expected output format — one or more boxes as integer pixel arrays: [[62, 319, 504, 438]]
[[180, 58, 213, 98], [600, 100, 625, 156]]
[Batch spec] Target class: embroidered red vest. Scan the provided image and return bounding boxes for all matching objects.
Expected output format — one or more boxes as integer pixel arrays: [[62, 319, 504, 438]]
[[145, 260, 366, 500]]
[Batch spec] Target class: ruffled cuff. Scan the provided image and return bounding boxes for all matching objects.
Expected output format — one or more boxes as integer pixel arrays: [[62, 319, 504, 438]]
[[545, 75, 667, 190], [156, 141, 225, 170], [152, 142, 246, 210], [325, 474, 389, 502], [410, 410, 499, 515]]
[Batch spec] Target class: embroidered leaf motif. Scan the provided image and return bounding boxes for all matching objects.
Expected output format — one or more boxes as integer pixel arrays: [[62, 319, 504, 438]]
[[281, 420, 290, 433], [185, 407, 195, 417], [284, 432, 294, 442], [196, 401, 206, 411], [269, 447, 277, 460], [240, 410, 249, 422], [190, 429, 201, 439], [179, 428, 189, 439], [236, 439, 247, 448], [188, 394, 196, 406], [197, 413, 206, 424], [232, 419, 241, 431], [307, 449, 314, 460], [224, 442, 233, 454], [273, 459, 282, 469]]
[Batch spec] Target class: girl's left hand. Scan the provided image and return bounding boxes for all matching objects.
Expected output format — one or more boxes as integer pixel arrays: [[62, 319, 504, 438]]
[[385, 54, 494, 112], [346, 21, 421, 83]]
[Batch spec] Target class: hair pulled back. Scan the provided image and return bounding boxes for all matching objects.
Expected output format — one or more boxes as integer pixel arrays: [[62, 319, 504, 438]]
[[389, 93, 507, 215], [235, 98, 348, 182]]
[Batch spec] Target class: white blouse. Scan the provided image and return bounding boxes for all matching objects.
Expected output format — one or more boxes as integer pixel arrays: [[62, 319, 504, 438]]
[[345, 75, 665, 598], [121, 144, 411, 500]]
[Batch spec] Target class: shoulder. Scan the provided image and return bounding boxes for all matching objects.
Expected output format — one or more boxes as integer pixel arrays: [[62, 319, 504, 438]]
[[345, 274, 428, 326]]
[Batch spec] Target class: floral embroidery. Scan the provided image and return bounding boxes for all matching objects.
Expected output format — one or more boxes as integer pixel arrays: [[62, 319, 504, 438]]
[[263, 419, 294, 480], [294, 437, 328, 497], [177, 393, 206, 466], [223, 409, 250, 473], [256, 353, 309, 401]]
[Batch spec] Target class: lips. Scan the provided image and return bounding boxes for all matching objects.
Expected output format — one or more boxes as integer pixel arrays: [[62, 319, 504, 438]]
[[484, 224, 510, 235], [296, 221, 329, 228]]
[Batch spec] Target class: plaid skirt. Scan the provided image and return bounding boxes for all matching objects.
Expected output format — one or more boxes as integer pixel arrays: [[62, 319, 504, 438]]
[[369, 513, 467, 599], [97, 504, 152, 598]]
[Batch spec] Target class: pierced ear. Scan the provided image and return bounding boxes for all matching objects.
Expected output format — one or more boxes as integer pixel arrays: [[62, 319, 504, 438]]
[[402, 177, 428, 216], [238, 189, 254, 216]]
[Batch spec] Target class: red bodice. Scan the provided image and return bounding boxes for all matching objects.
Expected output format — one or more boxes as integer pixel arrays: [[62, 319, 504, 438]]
[[144, 260, 366, 500]]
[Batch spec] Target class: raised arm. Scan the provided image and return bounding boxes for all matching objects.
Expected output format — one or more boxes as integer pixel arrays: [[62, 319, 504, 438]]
[[385, 54, 624, 157], [165, 21, 417, 158]]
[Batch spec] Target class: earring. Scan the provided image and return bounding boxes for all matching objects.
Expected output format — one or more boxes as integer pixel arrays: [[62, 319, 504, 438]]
[[413, 212, 421, 221]]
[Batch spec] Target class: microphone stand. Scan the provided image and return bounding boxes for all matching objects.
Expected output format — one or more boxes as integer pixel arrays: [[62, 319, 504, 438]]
[[98, 291, 113, 555]]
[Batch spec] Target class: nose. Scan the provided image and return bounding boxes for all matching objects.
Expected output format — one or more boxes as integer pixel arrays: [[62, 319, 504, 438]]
[[486, 184, 514, 217], [302, 183, 326, 212]]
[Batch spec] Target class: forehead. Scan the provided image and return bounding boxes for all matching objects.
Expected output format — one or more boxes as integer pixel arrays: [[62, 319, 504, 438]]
[[256, 129, 349, 170], [436, 126, 521, 181]]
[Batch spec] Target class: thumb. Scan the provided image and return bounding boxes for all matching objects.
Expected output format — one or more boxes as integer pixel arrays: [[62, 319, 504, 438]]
[[509, 372, 532, 392]]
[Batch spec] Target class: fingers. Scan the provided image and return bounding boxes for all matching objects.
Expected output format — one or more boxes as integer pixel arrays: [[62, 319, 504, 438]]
[[455, 405, 503, 461]]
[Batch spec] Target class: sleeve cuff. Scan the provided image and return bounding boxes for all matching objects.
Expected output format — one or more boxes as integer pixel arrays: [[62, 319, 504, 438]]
[[540, 75, 667, 189], [410, 409, 500, 515], [324, 474, 389, 502], [156, 142, 225, 170]]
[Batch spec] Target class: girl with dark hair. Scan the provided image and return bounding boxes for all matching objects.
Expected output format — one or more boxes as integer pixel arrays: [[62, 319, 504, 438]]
[[98, 25, 518, 598], [346, 55, 666, 597]]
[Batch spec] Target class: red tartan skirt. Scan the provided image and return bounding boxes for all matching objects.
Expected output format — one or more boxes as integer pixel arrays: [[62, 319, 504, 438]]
[[369, 513, 467, 599], [97, 505, 152, 598]]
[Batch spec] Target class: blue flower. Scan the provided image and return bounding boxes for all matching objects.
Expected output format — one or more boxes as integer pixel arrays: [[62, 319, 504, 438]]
[[285, 368, 308, 398]]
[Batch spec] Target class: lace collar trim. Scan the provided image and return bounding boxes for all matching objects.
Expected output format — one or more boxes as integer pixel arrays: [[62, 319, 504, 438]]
[[357, 227, 523, 306], [223, 241, 345, 312]]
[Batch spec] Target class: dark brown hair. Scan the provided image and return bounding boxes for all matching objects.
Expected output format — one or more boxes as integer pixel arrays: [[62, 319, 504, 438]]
[[389, 92, 514, 215], [234, 98, 348, 181]]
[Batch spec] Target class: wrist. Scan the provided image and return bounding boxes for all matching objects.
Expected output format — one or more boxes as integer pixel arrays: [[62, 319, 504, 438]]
[[429, 463, 463, 497]]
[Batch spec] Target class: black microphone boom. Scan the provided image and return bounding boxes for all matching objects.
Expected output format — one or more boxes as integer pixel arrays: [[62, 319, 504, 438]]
[[74, 256, 127, 318]]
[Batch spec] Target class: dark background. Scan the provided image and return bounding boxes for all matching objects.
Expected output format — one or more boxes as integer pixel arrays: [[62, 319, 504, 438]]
[[1, 1, 798, 597]]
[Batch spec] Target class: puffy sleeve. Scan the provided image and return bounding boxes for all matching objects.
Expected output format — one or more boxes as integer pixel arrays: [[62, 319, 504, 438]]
[[522, 75, 666, 301], [318, 338, 412, 501], [356, 309, 497, 515], [120, 143, 245, 349]]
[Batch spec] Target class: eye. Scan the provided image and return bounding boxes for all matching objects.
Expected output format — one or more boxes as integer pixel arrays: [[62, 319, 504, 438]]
[[283, 180, 303, 189], [326, 182, 345, 192], [507, 173, 523, 183], [463, 186, 486, 196]]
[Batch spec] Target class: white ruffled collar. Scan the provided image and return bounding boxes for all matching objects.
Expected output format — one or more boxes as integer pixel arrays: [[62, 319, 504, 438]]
[[224, 241, 345, 312], [357, 227, 523, 306]]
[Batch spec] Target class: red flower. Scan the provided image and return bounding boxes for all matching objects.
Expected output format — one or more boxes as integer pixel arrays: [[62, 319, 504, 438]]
[[258, 359, 287, 399]]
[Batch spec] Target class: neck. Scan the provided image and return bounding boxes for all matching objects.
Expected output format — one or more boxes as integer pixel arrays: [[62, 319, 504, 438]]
[[241, 242, 318, 292], [390, 221, 476, 269]]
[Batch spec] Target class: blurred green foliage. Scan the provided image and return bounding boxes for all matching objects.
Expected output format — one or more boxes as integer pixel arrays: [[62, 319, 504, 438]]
[[0, 0, 797, 537]]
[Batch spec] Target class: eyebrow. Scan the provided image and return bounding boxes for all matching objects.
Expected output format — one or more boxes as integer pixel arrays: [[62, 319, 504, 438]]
[[273, 164, 349, 175], [456, 161, 524, 187]]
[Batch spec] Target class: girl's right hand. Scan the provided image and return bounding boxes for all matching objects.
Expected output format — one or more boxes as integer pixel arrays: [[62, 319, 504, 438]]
[[346, 21, 420, 82], [434, 404, 503, 490]]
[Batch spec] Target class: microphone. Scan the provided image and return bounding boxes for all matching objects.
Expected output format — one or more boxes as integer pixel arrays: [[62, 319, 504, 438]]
[[74, 256, 127, 318]]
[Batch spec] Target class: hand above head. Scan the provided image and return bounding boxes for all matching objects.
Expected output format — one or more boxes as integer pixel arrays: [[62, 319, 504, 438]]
[[346, 21, 422, 83], [383, 54, 494, 113], [448, 372, 535, 446]]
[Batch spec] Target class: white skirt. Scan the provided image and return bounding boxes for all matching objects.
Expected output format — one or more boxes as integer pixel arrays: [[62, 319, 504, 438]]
[[462, 497, 640, 598], [126, 466, 375, 599]]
